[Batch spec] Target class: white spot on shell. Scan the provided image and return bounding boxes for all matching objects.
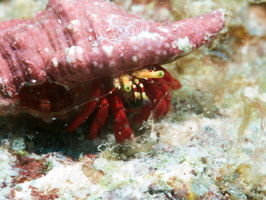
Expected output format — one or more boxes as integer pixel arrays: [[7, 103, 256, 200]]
[[132, 56, 138, 62], [164, 43, 170, 48], [91, 40, 99, 47], [52, 57, 58, 67], [31, 79, 37, 84], [171, 36, 192, 54], [27, 68, 32, 74], [147, 46, 153, 51], [27, 25, 34, 29], [156, 50, 161, 55], [91, 48, 100, 56], [91, 13, 98, 19], [64, 48, 70, 54], [157, 27, 169, 33], [131, 31, 164, 41], [132, 45, 138, 51], [67, 20, 81, 33], [66, 46, 84, 66], [102, 45, 114, 57]]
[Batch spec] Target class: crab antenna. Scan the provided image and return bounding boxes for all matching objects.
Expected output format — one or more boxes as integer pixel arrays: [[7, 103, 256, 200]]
[[132, 84, 141, 100], [133, 70, 165, 79], [134, 79, 149, 101], [139, 83, 149, 101], [113, 78, 121, 90]]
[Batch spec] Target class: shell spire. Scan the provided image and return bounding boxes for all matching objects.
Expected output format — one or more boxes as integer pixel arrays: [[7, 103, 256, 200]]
[[154, 9, 225, 61]]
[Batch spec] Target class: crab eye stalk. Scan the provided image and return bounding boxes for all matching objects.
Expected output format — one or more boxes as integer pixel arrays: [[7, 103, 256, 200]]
[[121, 75, 133, 92], [124, 85, 132, 92], [158, 71, 165, 78], [133, 70, 165, 79]]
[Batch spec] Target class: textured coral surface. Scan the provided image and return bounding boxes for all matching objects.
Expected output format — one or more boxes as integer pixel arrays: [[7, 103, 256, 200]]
[[0, 0, 265, 199]]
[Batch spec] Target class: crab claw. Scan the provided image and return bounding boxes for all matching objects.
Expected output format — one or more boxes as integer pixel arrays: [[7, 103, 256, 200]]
[[131, 65, 181, 124]]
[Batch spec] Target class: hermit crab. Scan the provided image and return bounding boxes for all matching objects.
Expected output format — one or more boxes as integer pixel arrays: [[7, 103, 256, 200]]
[[0, 0, 225, 142]]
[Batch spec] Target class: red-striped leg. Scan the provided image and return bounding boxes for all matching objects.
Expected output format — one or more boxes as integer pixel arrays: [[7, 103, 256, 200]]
[[89, 97, 109, 140], [65, 80, 100, 132], [132, 79, 167, 123], [107, 92, 132, 142]]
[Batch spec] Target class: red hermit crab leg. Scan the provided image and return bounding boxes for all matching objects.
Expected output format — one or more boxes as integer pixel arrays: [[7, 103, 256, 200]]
[[89, 97, 109, 140], [107, 92, 133, 142], [65, 79, 101, 132]]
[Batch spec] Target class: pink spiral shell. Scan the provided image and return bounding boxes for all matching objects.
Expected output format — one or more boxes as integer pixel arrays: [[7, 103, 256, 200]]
[[0, 0, 225, 117]]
